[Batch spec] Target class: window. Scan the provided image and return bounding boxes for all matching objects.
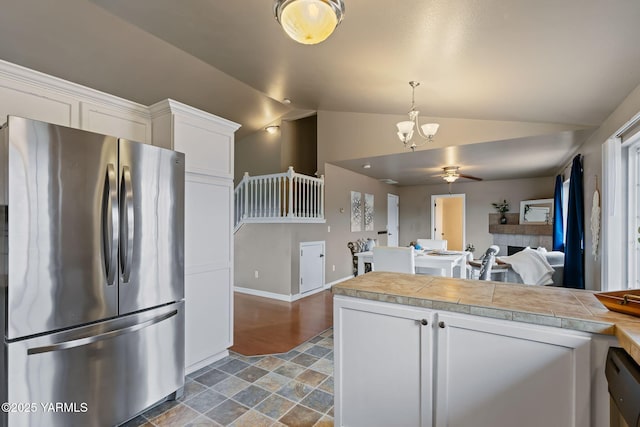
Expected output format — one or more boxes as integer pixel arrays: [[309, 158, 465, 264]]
[[602, 124, 640, 291], [627, 137, 640, 288]]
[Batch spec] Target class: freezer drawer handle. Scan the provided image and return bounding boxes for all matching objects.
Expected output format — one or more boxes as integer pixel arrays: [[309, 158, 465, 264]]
[[120, 165, 134, 282], [26, 310, 178, 355], [102, 163, 119, 286]]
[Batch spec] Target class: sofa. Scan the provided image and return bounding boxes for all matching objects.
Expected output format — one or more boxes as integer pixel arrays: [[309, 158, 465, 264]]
[[497, 247, 565, 286]]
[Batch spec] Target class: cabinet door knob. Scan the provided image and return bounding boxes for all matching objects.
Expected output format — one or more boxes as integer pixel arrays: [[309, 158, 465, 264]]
[[438, 321, 445, 328], [420, 319, 428, 326]]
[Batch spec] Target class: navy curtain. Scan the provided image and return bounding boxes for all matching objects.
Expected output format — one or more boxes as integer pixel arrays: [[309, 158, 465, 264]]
[[563, 155, 584, 289], [552, 175, 564, 251]]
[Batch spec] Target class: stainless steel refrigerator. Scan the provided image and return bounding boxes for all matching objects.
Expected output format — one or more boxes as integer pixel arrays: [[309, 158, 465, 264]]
[[0, 116, 185, 426]]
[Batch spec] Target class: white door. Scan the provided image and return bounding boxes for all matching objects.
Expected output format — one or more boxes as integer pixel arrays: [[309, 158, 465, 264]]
[[334, 297, 433, 427], [387, 194, 399, 246], [300, 241, 325, 294], [435, 312, 590, 427]]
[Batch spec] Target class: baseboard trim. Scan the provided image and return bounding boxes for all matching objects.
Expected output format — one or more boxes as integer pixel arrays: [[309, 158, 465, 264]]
[[234, 286, 295, 302], [185, 349, 229, 375], [234, 275, 353, 303]]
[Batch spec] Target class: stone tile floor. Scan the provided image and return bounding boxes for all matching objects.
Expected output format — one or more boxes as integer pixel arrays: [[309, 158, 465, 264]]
[[121, 328, 334, 427]]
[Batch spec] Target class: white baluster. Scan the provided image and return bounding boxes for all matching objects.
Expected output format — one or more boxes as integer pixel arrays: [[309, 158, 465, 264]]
[[320, 175, 324, 219]]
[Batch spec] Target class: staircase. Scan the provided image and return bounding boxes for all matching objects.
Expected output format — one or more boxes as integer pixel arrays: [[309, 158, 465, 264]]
[[234, 167, 325, 231]]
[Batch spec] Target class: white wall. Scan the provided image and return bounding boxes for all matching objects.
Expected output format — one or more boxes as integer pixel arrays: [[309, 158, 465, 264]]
[[234, 163, 396, 297], [317, 110, 588, 169], [398, 177, 554, 255], [234, 128, 282, 184]]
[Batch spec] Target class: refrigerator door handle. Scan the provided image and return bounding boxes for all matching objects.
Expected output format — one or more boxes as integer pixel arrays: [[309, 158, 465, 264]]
[[120, 165, 134, 282], [26, 309, 178, 355], [103, 163, 119, 286]]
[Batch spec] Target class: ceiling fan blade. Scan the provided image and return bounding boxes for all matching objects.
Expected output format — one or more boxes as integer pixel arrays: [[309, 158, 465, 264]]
[[458, 173, 483, 181]]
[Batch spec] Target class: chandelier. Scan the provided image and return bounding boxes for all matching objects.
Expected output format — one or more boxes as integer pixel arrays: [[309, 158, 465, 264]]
[[396, 81, 439, 151], [274, 0, 345, 45]]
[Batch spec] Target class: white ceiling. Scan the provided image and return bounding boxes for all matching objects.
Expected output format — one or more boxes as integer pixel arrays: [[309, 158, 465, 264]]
[[1, 0, 640, 184]]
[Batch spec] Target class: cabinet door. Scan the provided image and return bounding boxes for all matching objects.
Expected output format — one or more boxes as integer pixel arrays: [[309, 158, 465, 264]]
[[80, 102, 151, 144], [184, 174, 233, 371], [334, 296, 434, 427], [435, 312, 591, 427]]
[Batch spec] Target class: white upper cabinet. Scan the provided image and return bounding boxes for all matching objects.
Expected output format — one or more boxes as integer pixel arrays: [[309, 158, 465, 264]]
[[150, 99, 238, 178], [0, 60, 151, 141], [80, 102, 151, 144], [0, 77, 78, 127]]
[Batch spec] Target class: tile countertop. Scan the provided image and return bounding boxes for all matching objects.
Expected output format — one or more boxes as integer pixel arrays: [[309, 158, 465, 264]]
[[332, 272, 640, 365]]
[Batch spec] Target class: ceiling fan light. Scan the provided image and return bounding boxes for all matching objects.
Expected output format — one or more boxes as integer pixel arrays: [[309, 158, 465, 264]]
[[274, 0, 344, 45], [443, 174, 458, 183], [421, 123, 439, 137]]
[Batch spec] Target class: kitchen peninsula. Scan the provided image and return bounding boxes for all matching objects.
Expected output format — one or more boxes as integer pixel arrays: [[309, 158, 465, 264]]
[[332, 272, 640, 427]]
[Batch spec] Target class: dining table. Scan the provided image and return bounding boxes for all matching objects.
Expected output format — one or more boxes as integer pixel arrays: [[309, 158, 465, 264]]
[[355, 249, 471, 278]]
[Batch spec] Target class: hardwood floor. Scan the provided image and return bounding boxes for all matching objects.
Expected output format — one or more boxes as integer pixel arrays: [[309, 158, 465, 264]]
[[231, 290, 333, 356]]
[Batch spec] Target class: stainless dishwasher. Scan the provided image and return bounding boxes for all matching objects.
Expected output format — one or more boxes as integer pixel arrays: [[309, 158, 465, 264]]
[[605, 347, 640, 427]]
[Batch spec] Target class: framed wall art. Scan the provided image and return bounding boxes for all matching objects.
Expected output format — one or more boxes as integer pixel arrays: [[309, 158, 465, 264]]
[[350, 191, 362, 232], [364, 193, 374, 231]]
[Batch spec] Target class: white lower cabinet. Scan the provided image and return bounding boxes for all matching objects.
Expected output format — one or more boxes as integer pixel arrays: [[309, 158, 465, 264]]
[[335, 298, 434, 427], [334, 296, 599, 427], [434, 312, 591, 427]]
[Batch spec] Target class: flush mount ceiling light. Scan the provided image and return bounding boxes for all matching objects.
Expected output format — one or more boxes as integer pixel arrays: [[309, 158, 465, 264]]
[[265, 125, 280, 134], [274, 0, 345, 45], [396, 81, 439, 151]]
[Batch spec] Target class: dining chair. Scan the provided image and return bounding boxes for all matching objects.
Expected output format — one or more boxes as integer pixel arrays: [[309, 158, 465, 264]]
[[415, 239, 448, 275], [478, 245, 500, 280], [416, 239, 448, 250], [373, 246, 415, 274], [347, 241, 372, 276]]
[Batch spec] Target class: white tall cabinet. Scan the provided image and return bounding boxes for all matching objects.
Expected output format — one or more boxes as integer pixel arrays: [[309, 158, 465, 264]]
[[151, 100, 240, 373], [0, 59, 239, 375]]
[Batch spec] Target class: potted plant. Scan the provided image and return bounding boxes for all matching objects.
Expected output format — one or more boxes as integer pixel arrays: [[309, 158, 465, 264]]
[[492, 199, 510, 224]]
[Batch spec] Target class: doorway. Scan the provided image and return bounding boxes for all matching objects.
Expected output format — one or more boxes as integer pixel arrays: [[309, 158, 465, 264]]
[[387, 194, 399, 246], [431, 194, 465, 251]]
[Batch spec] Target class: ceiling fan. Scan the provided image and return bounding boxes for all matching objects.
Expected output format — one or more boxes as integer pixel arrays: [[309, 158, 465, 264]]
[[440, 166, 483, 183]]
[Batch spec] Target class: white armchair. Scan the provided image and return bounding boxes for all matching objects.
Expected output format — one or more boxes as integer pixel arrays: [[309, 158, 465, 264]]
[[373, 246, 415, 274]]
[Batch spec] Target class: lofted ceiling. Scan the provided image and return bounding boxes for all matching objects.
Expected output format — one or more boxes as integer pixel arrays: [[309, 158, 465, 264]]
[[1, 0, 640, 184]]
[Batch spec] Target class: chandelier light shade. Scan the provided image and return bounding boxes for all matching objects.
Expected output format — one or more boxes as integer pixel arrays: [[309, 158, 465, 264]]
[[396, 81, 439, 151], [274, 0, 345, 45]]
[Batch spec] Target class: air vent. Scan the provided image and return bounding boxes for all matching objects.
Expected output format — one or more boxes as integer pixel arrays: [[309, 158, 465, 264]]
[[379, 178, 398, 185]]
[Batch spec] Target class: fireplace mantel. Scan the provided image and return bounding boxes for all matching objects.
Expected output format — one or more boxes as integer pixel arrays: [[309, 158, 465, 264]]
[[488, 213, 552, 236]]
